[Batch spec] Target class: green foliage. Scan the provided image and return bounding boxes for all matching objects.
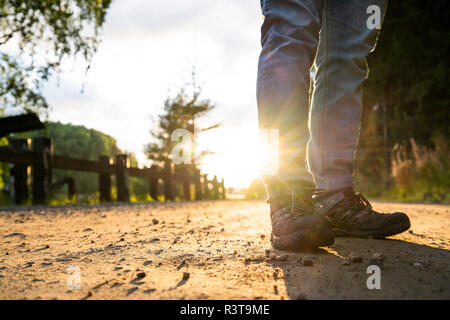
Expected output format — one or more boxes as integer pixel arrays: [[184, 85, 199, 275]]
[[15, 121, 121, 199], [48, 122, 121, 199], [39, 121, 120, 160], [404, 136, 450, 202], [129, 176, 150, 202], [0, 0, 112, 113], [364, 0, 449, 144], [0, 136, 10, 205], [358, 0, 450, 202], [245, 178, 266, 200], [1, 121, 155, 204]]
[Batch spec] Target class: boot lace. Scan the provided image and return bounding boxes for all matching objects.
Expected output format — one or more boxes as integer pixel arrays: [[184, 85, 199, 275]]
[[335, 192, 380, 225], [268, 188, 323, 215]]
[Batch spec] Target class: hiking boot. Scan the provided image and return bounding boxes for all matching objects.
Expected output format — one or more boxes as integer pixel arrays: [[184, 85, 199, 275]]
[[314, 187, 410, 238], [268, 184, 335, 251]]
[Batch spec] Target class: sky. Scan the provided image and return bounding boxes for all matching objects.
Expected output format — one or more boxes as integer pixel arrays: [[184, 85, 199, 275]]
[[40, 0, 264, 189]]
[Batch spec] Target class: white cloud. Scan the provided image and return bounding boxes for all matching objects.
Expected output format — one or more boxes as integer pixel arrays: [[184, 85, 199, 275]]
[[42, 0, 263, 188]]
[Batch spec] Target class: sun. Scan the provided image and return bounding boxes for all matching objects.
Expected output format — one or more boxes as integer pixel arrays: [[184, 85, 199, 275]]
[[196, 127, 278, 189]]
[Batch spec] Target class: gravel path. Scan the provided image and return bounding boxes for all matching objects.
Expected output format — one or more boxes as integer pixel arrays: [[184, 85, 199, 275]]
[[0, 200, 449, 299]]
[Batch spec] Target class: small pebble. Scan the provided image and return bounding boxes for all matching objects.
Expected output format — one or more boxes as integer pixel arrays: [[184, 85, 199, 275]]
[[152, 218, 159, 225], [182, 272, 190, 281], [301, 257, 314, 266], [372, 253, 385, 261], [173, 237, 181, 244], [349, 253, 363, 263], [413, 262, 423, 268], [277, 254, 289, 261], [136, 272, 146, 279]]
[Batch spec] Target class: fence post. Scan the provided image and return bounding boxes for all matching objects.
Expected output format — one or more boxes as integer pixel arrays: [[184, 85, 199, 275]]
[[9, 138, 30, 204], [163, 161, 174, 201], [32, 137, 52, 204], [220, 178, 226, 200], [149, 165, 159, 201], [203, 174, 209, 200], [194, 168, 202, 200], [99, 155, 112, 202], [212, 175, 219, 200], [115, 154, 129, 202], [183, 171, 191, 201], [67, 177, 76, 200]]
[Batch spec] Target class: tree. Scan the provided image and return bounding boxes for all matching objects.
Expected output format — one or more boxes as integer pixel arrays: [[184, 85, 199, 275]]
[[357, 0, 450, 199], [0, 0, 112, 113], [145, 85, 219, 170], [363, 0, 449, 148]]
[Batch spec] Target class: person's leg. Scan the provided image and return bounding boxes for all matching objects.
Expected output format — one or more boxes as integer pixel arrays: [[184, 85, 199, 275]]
[[257, 0, 335, 251], [257, 0, 322, 191], [309, 0, 410, 238], [308, 0, 386, 192]]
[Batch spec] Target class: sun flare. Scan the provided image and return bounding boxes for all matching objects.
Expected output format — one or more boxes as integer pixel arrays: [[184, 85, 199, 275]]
[[196, 127, 277, 189]]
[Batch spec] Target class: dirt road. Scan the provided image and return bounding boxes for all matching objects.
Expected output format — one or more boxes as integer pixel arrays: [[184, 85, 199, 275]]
[[0, 200, 449, 299]]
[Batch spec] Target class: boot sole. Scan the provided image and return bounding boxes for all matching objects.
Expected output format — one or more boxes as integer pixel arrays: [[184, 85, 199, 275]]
[[333, 219, 411, 238], [271, 223, 335, 251]]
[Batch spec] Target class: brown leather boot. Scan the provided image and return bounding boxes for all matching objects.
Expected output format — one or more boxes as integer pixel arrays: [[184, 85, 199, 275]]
[[268, 183, 335, 251], [315, 187, 410, 238]]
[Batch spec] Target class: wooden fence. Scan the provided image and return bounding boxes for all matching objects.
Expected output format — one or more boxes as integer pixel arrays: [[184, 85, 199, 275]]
[[0, 137, 225, 205]]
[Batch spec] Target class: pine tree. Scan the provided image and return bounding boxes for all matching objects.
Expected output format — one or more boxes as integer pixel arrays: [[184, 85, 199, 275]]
[[145, 83, 219, 172]]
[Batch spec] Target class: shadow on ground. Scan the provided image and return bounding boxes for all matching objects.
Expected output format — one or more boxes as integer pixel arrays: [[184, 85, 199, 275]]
[[269, 237, 450, 299]]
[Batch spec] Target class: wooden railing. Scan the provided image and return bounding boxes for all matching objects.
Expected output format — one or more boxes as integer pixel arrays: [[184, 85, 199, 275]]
[[0, 137, 225, 205]]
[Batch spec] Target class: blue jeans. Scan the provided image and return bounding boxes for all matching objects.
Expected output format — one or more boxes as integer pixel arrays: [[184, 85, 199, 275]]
[[257, 0, 386, 192]]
